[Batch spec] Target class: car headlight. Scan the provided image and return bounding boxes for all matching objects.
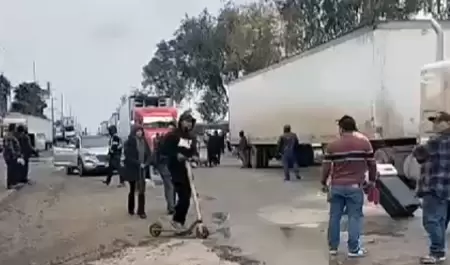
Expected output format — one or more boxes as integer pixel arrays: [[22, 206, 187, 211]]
[[82, 153, 98, 161]]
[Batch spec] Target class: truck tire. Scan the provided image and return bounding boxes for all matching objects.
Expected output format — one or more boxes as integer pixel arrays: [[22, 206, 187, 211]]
[[250, 146, 269, 168], [297, 144, 314, 167]]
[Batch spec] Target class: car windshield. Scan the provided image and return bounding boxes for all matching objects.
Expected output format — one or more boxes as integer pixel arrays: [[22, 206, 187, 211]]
[[81, 136, 109, 148], [142, 116, 175, 129]]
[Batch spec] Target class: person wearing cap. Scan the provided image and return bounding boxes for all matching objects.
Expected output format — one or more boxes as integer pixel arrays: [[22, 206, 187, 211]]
[[321, 115, 376, 258], [414, 111, 450, 264], [277, 124, 301, 181], [160, 111, 199, 233]]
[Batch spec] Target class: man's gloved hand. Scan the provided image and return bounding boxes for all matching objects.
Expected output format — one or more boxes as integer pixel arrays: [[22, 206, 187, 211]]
[[140, 163, 146, 169], [177, 153, 186, 162]]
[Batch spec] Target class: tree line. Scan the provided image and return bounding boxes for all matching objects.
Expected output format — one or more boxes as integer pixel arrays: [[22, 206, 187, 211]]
[[141, 0, 447, 123], [0, 74, 48, 118]]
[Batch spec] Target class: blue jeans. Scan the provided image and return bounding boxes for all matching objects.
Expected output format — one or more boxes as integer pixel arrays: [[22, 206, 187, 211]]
[[422, 194, 450, 256], [282, 151, 299, 180], [157, 163, 176, 212], [328, 185, 364, 252]]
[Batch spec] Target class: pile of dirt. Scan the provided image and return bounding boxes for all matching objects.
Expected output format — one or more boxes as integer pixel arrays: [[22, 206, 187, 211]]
[[89, 239, 238, 265]]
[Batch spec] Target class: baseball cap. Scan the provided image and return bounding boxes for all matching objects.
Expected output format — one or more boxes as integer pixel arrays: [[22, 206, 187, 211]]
[[428, 111, 450, 122]]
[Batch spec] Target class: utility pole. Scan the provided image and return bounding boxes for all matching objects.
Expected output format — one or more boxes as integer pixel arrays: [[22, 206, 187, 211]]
[[33, 61, 37, 83], [60, 93, 64, 120], [48, 82, 55, 143]]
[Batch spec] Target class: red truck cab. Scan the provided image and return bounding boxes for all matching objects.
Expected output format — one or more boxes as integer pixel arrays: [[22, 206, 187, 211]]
[[134, 107, 177, 150]]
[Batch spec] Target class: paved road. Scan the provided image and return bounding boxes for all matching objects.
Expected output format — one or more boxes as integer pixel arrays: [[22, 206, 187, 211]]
[[0, 155, 436, 265]]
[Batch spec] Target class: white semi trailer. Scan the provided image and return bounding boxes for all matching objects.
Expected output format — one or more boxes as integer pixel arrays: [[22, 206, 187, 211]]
[[228, 20, 448, 177]]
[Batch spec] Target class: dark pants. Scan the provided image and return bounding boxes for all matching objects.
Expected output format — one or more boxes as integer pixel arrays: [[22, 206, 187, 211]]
[[158, 163, 175, 212], [6, 160, 19, 188], [217, 151, 221, 165], [282, 151, 299, 180], [127, 180, 146, 215], [105, 158, 123, 184], [207, 151, 218, 167], [172, 180, 191, 225]]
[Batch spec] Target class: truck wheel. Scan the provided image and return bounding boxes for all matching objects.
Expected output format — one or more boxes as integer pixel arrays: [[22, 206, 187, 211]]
[[297, 144, 314, 167], [66, 167, 73, 175], [250, 146, 257, 169]]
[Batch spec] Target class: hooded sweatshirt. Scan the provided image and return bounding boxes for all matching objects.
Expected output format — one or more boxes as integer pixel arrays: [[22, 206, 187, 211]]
[[160, 112, 198, 183]]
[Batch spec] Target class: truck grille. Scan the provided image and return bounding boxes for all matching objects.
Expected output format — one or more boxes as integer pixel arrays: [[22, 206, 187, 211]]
[[96, 155, 108, 162]]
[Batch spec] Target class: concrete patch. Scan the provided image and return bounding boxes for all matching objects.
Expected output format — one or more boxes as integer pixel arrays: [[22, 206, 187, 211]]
[[88, 239, 239, 265], [258, 205, 328, 226], [0, 189, 14, 204]]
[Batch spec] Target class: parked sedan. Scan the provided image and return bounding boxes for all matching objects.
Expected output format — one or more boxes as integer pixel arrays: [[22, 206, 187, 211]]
[[53, 135, 110, 176]]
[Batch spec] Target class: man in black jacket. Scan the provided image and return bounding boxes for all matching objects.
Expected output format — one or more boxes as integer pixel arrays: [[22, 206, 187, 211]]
[[16, 125, 34, 184], [3, 123, 23, 189], [103, 125, 124, 187], [160, 111, 198, 232]]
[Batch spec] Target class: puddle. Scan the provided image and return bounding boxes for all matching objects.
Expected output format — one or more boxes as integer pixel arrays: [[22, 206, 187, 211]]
[[340, 216, 408, 237]]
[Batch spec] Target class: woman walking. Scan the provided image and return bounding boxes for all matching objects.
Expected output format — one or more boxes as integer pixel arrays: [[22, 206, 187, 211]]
[[123, 125, 152, 219]]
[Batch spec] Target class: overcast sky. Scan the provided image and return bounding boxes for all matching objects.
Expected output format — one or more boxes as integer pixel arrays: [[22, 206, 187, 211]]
[[0, 0, 249, 131]]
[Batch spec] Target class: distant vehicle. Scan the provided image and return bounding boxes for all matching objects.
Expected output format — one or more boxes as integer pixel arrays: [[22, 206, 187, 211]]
[[228, 19, 447, 172], [62, 117, 76, 139], [2, 112, 53, 153], [53, 135, 110, 176], [117, 94, 176, 150]]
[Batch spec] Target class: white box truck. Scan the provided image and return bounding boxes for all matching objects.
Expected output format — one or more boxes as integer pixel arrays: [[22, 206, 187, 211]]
[[228, 20, 448, 176], [2, 112, 53, 151]]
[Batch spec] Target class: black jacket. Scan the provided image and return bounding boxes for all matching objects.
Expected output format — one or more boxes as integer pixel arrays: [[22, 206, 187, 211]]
[[108, 134, 122, 159], [17, 133, 33, 159], [123, 130, 151, 182], [160, 112, 198, 183], [3, 135, 21, 162]]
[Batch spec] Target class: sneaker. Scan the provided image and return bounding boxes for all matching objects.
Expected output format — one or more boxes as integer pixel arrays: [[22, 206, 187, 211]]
[[329, 250, 338, 256], [296, 175, 302, 180], [348, 248, 367, 258], [117, 183, 125, 188], [420, 254, 446, 264], [138, 212, 147, 219], [170, 220, 186, 233]]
